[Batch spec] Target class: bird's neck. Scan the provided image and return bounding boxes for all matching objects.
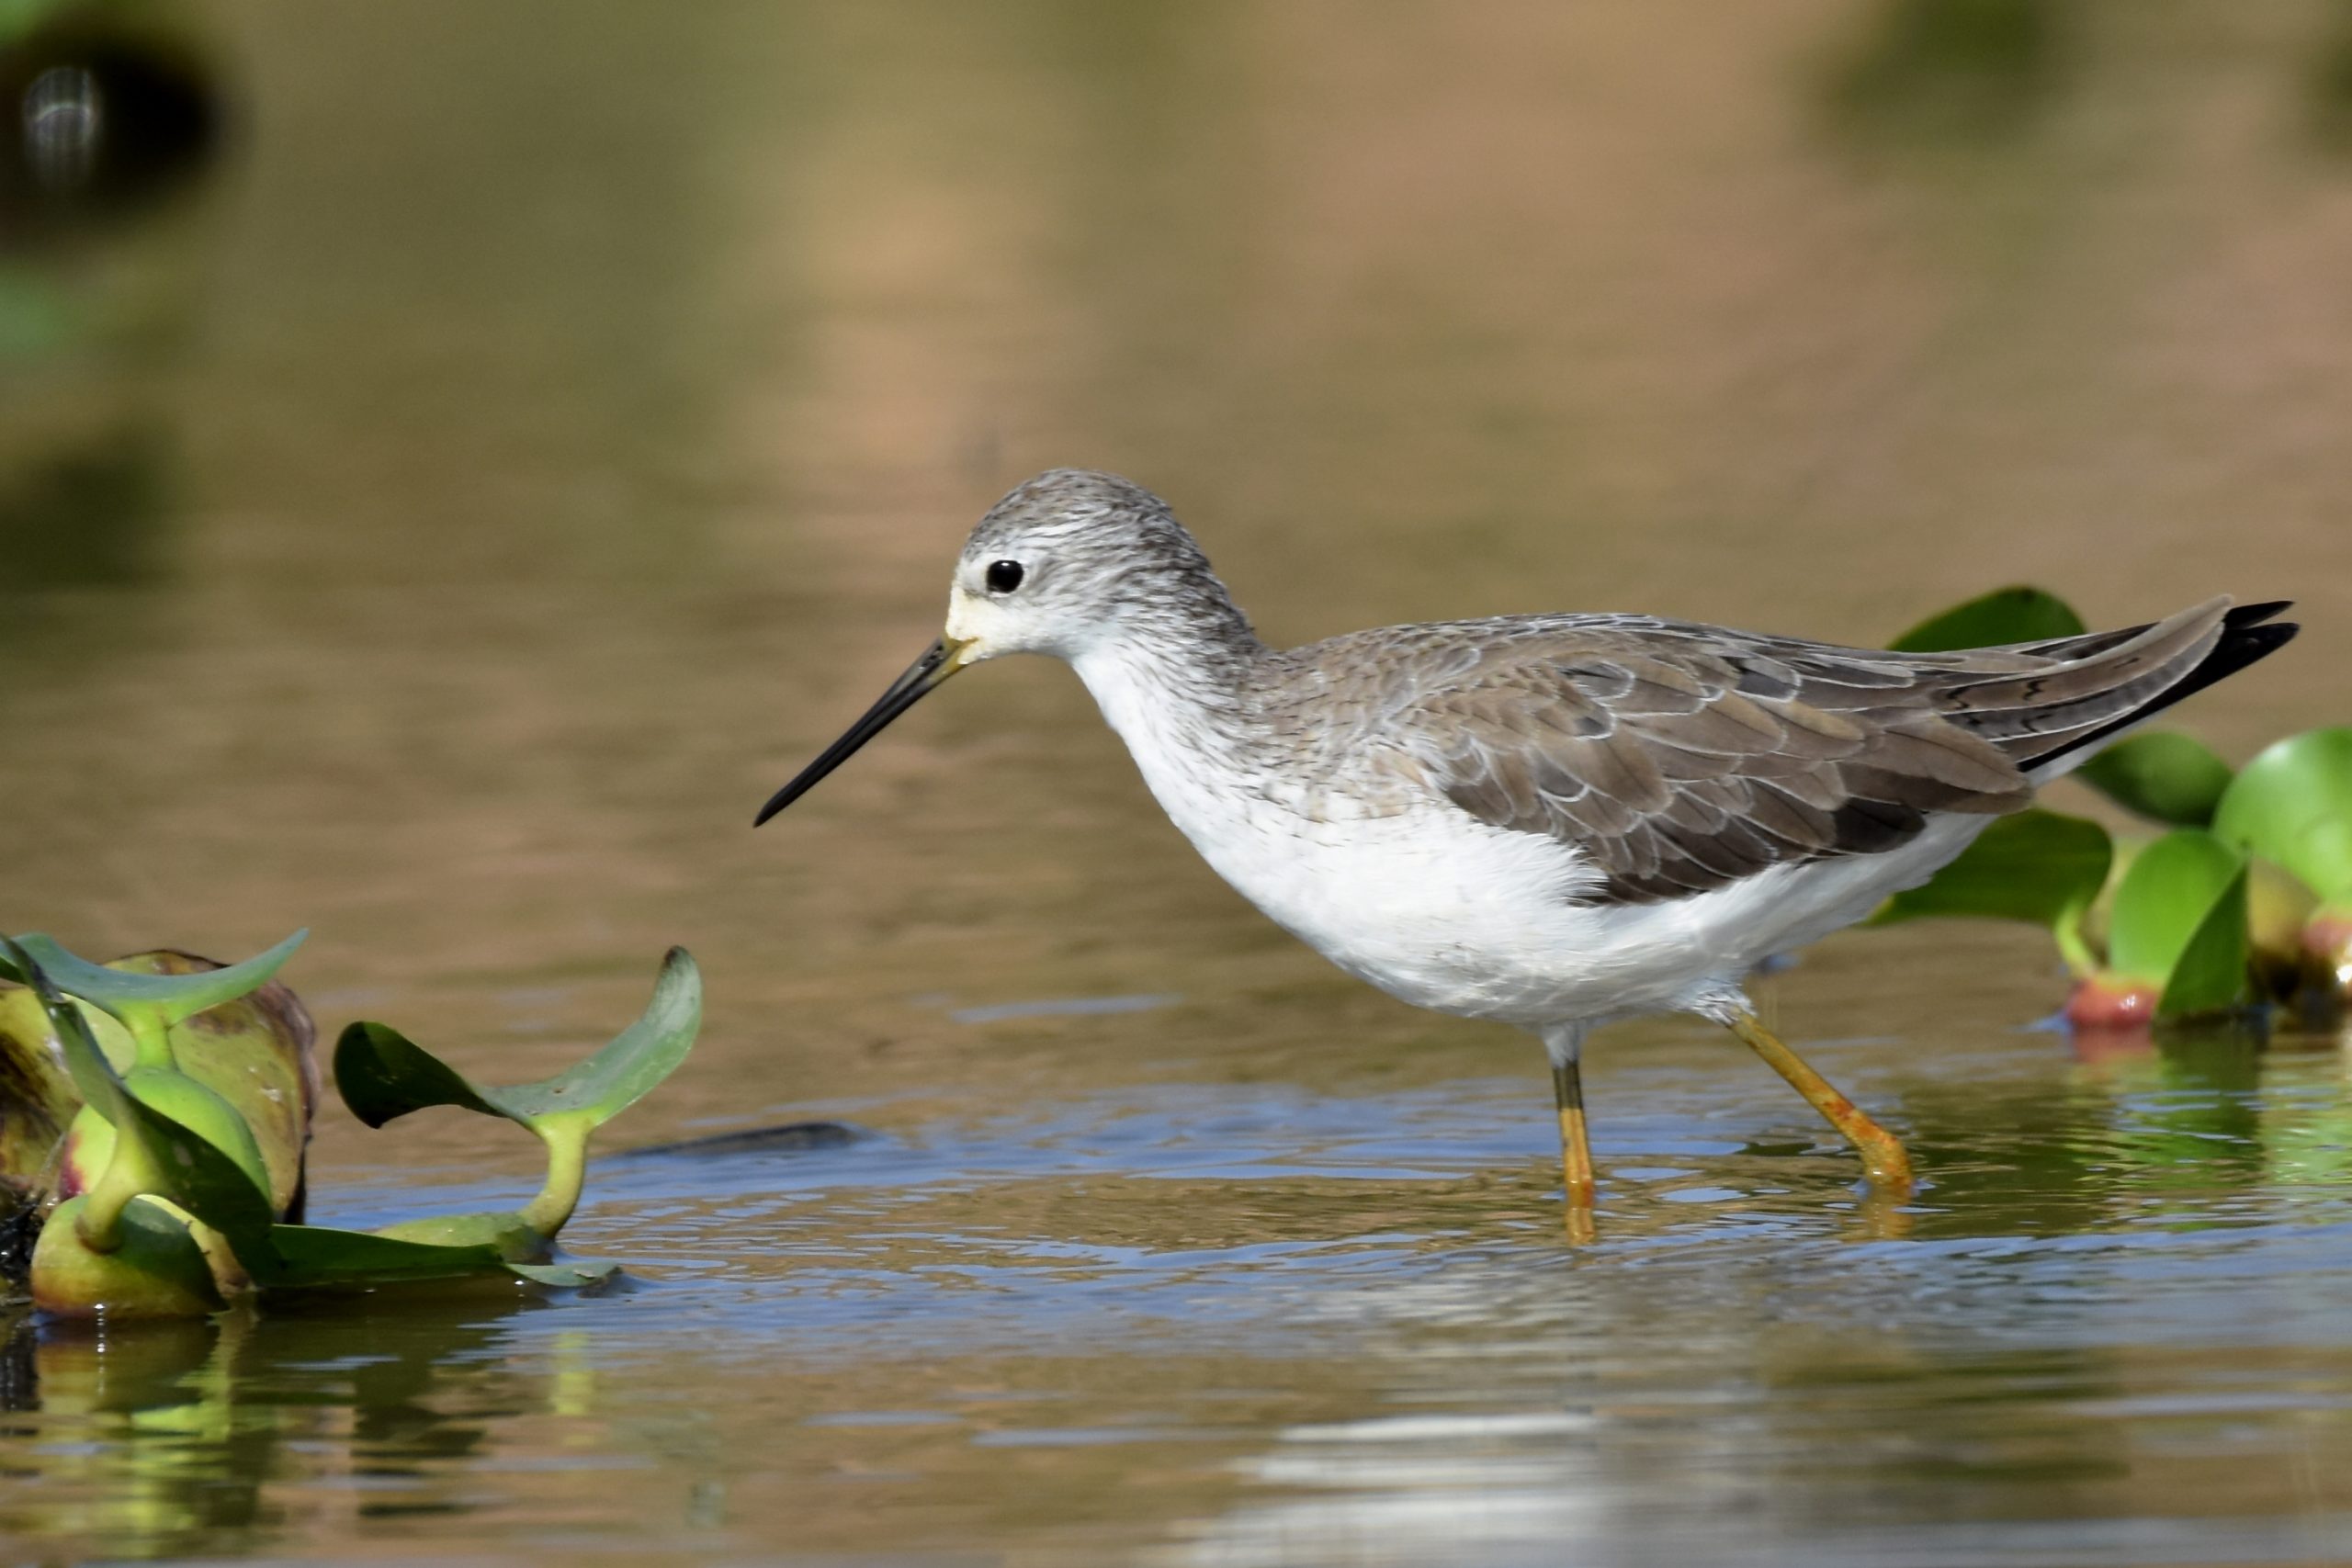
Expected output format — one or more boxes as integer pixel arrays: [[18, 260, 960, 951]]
[[1069, 610, 1270, 789]]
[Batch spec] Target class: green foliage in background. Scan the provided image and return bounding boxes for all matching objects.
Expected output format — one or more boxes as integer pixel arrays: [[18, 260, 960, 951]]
[[2214, 728, 2352, 909], [1873, 588, 2346, 1028], [1873, 808, 2109, 975], [2103, 830, 2250, 1020], [1827, 0, 2071, 146], [2075, 732, 2235, 829], [1888, 585, 2084, 653]]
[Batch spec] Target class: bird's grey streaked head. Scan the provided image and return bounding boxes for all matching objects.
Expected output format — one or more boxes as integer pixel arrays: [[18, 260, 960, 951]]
[[752, 469, 1248, 828], [944, 468, 1250, 664]]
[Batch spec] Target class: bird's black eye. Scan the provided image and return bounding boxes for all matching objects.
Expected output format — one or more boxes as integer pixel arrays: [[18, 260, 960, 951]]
[[985, 559, 1025, 594]]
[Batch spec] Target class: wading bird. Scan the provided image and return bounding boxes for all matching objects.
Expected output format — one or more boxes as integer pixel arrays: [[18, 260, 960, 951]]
[[757, 470, 2294, 1228]]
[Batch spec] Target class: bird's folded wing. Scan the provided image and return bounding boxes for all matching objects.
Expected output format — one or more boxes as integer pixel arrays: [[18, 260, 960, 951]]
[[1370, 618, 2045, 904]]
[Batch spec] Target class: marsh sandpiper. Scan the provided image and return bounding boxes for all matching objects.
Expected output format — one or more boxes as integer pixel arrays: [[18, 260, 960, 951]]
[[757, 470, 2296, 1229]]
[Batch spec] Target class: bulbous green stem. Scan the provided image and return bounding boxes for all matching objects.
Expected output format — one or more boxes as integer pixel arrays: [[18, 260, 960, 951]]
[[126, 1007, 175, 1072], [521, 1113, 592, 1238], [76, 1126, 168, 1253], [2054, 898, 2101, 979]]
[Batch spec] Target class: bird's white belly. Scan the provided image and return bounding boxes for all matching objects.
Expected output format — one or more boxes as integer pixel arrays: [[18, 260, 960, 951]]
[[1182, 799, 1623, 1021], [1148, 765, 1991, 1029]]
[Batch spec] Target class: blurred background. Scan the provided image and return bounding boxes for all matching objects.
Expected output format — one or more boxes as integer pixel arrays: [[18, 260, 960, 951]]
[[6, 3, 2352, 1563]]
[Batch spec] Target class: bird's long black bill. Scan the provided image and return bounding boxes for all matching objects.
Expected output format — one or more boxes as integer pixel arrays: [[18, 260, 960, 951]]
[[753, 637, 962, 827]]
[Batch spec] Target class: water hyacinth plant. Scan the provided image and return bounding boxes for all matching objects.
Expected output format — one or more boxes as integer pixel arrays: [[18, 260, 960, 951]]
[[2213, 727, 2352, 987], [1872, 588, 2347, 1030], [0, 932, 701, 1318]]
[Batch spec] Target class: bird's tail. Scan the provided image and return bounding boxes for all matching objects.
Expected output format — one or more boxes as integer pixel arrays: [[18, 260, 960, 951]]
[[1937, 597, 2298, 780]]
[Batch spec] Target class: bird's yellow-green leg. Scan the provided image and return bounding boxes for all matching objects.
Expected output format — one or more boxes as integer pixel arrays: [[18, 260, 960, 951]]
[[1725, 1010, 1914, 1190], [1551, 1059, 1596, 1210], [1542, 1024, 1599, 1240]]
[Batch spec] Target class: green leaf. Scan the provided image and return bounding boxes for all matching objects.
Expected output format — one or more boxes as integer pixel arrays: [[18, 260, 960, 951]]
[[2075, 731, 2235, 828], [2107, 829, 2248, 995], [1890, 587, 2086, 652], [0, 0, 98, 47], [262, 1220, 607, 1292], [120, 1066, 274, 1205], [260, 1224, 508, 1289], [507, 1258, 618, 1288], [371, 1209, 549, 1261], [487, 948, 702, 1125], [2157, 863, 2251, 1020], [333, 1021, 505, 1128], [1872, 809, 2112, 970], [1, 930, 307, 1029], [2212, 727, 2352, 906], [334, 947, 702, 1134], [260, 1212, 607, 1291]]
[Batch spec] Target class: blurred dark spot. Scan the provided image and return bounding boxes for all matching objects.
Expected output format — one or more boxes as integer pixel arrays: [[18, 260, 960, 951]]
[[0, 424, 167, 592], [950, 992, 1180, 1024], [616, 1121, 867, 1160], [1826, 0, 2070, 147], [1, 17, 220, 252], [0, 1309, 33, 1412], [2315, 1, 2352, 152], [0, 1207, 37, 1301]]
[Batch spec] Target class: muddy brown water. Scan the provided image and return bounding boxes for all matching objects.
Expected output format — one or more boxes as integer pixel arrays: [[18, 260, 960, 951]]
[[4, 2, 2352, 1562]]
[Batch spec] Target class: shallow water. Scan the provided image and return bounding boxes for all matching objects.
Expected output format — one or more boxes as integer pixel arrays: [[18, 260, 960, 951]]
[[4, 1, 2352, 1562]]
